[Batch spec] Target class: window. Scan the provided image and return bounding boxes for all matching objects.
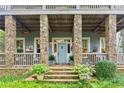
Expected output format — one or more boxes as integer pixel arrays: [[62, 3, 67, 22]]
[[67, 44, 70, 53], [100, 37, 106, 53], [34, 38, 41, 53], [82, 38, 90, 53], [54, 44, 57, 53], [16, 38, 25, 53], [36, 39, 40, 53]]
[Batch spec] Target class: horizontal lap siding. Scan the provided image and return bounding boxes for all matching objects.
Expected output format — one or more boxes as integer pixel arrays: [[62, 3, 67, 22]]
[[16, 31, 39, 53], [16, 31, 105, 53]]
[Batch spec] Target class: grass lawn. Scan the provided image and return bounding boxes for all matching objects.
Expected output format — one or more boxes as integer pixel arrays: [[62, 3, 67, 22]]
[[0, 72, 124, 88]]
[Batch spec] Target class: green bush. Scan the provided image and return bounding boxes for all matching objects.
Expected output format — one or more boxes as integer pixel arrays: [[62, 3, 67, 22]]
[[74, 64, 93, 80], [32, 64, 48, 75], [49, 55, 55, 61], [0, 75, 17, 82], [95, 60, 117, 80], [69, 55, 74, 61]]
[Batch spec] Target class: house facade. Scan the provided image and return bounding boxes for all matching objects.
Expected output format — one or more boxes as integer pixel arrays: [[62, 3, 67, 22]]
[[0, 5, 124, 67]]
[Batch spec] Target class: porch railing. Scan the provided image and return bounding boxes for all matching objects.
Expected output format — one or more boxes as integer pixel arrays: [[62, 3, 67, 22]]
[[116, 53, 124, 65], [81, 53, 108, 65], [0, 53, 5, 66], [79, 5, 110, 10], [1, 5, 124, 11], [14, 53, 40, 66]]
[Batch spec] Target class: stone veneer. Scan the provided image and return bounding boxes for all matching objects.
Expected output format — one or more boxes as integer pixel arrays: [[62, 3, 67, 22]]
[[40, 15, 49, 64], [73, 15, 82, 64], [0, 68, 29, 77], [5, 16, 16, 67], [105, 14, 117, 62]]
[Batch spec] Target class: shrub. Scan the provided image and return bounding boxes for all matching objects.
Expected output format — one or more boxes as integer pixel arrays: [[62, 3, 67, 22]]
[[95, 60, 117, 80], [74, 64, 93, 80], [0, 75, 17, 82], [32, 64, 48, 75], [49, 55, 55, 61], [69, 55, 74, 64], [69, 55, 74, 61]]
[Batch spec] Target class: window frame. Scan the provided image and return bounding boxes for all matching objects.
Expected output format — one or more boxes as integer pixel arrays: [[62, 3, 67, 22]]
[[100, 37, 106, 53], [16, 38, 25, 53], [34, 37, 40, 53], [82, 37, 90, 53]]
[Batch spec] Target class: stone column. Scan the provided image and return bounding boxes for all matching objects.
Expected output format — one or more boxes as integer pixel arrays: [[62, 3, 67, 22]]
[[105, 14, 117, 62], [73, 15, 82, 65], [5, 16, 16, 67], [40, 15, 49, 64]]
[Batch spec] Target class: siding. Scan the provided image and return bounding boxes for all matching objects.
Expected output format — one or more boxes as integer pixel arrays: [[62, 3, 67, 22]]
[[16, 31, 104, 53]]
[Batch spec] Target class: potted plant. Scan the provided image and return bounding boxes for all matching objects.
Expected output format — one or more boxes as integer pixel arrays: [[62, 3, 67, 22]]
[[49, 55, 56, 65], [69, 55, 74, 64], [31, 64, 48, 80]]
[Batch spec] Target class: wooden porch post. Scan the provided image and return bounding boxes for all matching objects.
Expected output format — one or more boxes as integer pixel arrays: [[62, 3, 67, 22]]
[[5, 16, 16, 67], [40, 15, 49, 65], [73, 15, 82, 65], [105, 14, 117, 62]]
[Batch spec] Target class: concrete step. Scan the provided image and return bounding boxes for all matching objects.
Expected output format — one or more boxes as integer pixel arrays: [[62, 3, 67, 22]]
[[47, 71, 77, 75], [44, 74, 79, 79], [44, 79, 79, 83], [49, 67, 73, 71]]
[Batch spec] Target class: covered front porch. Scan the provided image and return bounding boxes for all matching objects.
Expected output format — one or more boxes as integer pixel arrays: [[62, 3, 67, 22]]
[[0, 14, 124, 67]]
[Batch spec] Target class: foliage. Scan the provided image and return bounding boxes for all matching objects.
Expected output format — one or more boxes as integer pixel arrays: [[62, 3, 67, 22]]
[[49, 55, 55, 61], [17, 48, 23, 53], [74, 64, 93, 80], [32, 64, 48, 75], [69, 55, 74, 61], [0, 75, 18, 82], [120, 43, 124, 52], [0, 30, 5, 52], [0, 72, 124, 88], [95, 60, 117, 80], [69, 55, 74, 64]]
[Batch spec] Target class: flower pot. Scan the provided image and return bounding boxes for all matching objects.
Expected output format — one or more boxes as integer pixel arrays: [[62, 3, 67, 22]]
[[37, 74, 44, 80]]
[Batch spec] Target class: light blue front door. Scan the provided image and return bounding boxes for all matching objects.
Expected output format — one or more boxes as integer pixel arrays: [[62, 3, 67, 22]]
[[58, 43, 67, 64]]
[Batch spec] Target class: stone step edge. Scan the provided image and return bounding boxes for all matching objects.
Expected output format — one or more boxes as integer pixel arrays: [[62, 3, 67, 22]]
[[45, 75, 79, 77], [48, 71, 76, 73], [49, 67, 73, 69], [44, 79, 79, 82]]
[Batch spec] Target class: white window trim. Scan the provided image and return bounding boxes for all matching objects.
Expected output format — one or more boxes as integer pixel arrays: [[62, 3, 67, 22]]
[[34, 37, 40, 53], [100, 37, 106, 53], [16, 38, 25, 53], [52, 37, 72, 54], [82, 37, 90, 53]]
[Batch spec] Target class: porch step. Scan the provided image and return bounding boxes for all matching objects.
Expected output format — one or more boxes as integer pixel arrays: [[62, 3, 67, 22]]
[[49, 67, 73, 71], [44, 66, 79, 82], [48, 71, 77, 74], [44, 79, 79, 83], [44, 74, 79, 79]]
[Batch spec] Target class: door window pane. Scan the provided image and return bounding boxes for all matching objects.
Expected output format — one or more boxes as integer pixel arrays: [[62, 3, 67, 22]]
[[54, 44, 57, 53], [36, 39, 40, 53], [67, 44, 70, 53]]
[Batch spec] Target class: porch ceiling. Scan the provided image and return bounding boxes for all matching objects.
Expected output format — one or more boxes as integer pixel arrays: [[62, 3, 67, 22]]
[[82, 15, 105, 33], [48, 15, 74, 32], [0, 15, 124, 33]]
